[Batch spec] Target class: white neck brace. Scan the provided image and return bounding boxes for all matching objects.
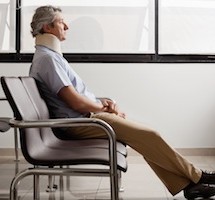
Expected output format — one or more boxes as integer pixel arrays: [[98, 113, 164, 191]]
[[35, 33, 62, 56]]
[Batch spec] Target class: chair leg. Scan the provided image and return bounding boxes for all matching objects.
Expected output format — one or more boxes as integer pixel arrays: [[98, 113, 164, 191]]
[[11, 187, 18, 200], [59, 166, 64, 200], [46, 166, 58, 192], [10, 170, 28, 200], [110, 169, 119, 200], [33, 174, 40, 200], [66, 166, 70, 191], [14, 127, 20, 175], [118, 170, 124, 192], [46, 175, 57, 192], [14, 128, 19, 162]]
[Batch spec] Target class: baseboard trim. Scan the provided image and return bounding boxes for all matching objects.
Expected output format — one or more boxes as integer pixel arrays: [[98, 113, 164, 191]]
[[0, 148, 22, 157], [1, 148, 215, 158], [128, 147, 215, 156], [175, 148, 215, 156]]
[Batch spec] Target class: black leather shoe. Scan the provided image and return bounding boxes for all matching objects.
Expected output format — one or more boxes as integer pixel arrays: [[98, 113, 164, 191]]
[[184, 183, 215, 199], [199, 171, 215, 184]]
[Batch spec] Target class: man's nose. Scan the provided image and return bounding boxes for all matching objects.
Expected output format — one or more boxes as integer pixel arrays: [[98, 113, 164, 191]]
[[64, 23, 69, 30]]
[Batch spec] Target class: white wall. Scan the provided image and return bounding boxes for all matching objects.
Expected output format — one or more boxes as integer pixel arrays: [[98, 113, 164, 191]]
[[1, 62, 215, 148]]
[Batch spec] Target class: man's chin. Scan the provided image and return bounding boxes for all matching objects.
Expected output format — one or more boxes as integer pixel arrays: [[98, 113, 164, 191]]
[[61, 37, 66, 41]]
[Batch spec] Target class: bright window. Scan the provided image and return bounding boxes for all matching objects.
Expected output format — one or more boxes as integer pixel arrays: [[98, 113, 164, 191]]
[[0, 0, 15, 52], [159, 0, 215, 54], [21, 0, 155, 53]]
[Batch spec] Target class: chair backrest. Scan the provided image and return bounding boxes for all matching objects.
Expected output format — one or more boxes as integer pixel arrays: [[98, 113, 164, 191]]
[[20, 76, 61, 146], [21, 77, 50, 120], [1, 76, 53, 164], [1, 77, 35, 121]]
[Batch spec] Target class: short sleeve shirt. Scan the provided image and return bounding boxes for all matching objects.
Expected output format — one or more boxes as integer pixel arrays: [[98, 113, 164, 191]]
[[30, 45, 98, 118]]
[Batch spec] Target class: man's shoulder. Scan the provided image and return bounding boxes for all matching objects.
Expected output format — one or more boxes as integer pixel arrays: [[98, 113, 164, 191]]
[[35, 46, 63, 63]]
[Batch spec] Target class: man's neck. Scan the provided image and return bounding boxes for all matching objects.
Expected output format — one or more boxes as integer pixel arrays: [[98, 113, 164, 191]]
[[35, 33, 62, 55]]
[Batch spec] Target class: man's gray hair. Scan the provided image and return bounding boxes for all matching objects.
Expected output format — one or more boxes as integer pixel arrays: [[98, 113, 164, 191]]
[[31, 5, 62, 37]]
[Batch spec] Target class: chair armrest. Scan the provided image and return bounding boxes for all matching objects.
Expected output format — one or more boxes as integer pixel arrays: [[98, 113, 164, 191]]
[[0, 117, 11, 132], [9, 117, 117, 148], [10, 117, 111, 129]]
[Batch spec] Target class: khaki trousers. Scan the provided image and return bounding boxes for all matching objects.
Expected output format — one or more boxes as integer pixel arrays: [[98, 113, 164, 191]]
[[65, 112, 202, 195]]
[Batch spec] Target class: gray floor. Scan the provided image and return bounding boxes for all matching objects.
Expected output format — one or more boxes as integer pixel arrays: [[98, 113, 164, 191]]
[[0, 152, 215, 200]]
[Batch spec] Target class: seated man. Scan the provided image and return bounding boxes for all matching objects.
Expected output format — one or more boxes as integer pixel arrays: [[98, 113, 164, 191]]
[[30, 5, 215, 199]]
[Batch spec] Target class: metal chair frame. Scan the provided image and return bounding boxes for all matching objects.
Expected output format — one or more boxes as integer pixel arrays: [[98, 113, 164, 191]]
[[9, 118, 119, 200]]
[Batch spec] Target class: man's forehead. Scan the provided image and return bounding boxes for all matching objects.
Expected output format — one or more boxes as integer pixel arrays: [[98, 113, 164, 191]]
[[54, 12, 64, 21]]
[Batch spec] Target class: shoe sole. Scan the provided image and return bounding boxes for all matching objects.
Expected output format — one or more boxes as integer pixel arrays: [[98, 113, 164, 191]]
[[185, 191, 215, 199]]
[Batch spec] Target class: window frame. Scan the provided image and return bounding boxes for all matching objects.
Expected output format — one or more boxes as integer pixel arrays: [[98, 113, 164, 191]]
[[0, 0, 215, 63]]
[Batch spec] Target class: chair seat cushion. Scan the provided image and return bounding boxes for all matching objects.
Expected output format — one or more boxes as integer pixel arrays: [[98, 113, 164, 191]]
[[24, 144, 127, 172]]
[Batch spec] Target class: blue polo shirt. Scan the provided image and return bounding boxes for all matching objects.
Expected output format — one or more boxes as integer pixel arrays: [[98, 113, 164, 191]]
[[30, 45, 98, 118]]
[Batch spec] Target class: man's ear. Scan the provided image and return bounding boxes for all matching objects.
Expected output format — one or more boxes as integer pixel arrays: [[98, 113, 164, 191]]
[[42, 24, 51, 33]]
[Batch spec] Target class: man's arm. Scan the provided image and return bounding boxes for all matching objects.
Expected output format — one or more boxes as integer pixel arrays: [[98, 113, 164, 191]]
[[58, 85, 107, 114], [58, 85, 126, 118]]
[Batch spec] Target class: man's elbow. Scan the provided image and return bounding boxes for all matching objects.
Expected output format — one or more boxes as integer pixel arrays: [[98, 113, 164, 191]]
[[70, 101, 89, 113]]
